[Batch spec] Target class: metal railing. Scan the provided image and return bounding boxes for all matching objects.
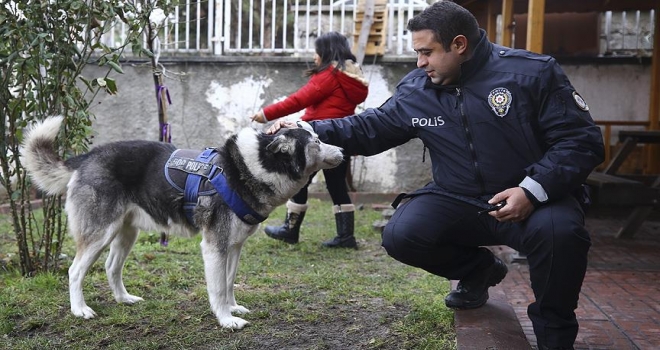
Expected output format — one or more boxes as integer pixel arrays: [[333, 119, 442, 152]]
[[99, 0, 428, 57], [217, 0, 428, 55], [602, 10, 655, 57], [99, 1, 654, 58]]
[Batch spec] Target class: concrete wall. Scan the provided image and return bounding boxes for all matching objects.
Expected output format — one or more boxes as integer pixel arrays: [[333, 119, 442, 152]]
[[86, 58, 651, 193], [563, 63, 651, 122]]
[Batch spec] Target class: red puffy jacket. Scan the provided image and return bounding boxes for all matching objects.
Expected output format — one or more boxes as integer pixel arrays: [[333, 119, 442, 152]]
[[263, 61, 369, 122]]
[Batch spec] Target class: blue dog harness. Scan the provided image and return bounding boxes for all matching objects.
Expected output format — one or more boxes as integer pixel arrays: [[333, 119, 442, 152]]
[[164, 148, 267, 226]]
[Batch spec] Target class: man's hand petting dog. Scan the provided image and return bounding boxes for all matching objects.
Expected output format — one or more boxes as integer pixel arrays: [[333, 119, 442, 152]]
[[266, 119, 299, 134], [488, 187, 534, 223]]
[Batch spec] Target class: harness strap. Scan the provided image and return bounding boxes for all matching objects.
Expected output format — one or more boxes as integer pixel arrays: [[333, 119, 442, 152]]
[[183, 148, 218, 225], [209, 172, 266, 225], [177, 148, 267, 226]]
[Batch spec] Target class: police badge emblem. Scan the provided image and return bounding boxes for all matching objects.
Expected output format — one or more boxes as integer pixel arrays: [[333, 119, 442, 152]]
[[572, 91, 589, 111], [488, 87, 512, 117]]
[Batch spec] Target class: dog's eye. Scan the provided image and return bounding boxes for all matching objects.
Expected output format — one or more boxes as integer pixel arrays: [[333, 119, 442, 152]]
[[314, 139, 321, 144]]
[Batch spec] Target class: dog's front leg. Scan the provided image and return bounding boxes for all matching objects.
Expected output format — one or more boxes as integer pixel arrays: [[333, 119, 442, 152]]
[[200, 236, 249, 330]]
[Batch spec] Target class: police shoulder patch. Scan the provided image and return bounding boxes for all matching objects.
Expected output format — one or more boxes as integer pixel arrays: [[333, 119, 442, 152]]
[[572, 91, 589, 111]]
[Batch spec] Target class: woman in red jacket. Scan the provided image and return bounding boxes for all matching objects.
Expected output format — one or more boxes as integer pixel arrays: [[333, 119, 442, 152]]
[[252, 31, 369, 248]]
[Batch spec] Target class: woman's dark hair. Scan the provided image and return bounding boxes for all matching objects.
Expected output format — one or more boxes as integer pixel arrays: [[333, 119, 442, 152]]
[[407, 1, 480, 52], [306, 31, 357, 76]]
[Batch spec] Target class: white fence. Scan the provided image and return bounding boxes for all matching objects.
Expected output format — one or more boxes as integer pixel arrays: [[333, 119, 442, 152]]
[[100, 0, 428, 56], [101, 1, 654, 58], [602, 10, 656, 56]]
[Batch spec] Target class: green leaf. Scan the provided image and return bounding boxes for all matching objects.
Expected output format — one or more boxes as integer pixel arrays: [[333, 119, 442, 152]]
[[141, 47, 154, 58], [78, 76, 93, 91], [65, 96, 75, 108], [30, 36, 40, 48], [105, 78, 118, 95], [71, 1, 83, 11], [107, 60, 123, 74]]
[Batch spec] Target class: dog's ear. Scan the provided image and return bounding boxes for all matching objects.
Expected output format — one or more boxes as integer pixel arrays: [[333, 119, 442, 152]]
[[266, 135, 292, 154]]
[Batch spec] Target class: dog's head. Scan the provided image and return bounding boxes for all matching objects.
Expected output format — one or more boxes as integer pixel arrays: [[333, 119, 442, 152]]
[[234, 127, 343, 185], [264, 127, 344, 176], [230, 127, 344, 208]]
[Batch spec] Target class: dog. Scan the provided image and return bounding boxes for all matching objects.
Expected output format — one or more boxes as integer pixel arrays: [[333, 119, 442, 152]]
[[21, 116, 343, 329]]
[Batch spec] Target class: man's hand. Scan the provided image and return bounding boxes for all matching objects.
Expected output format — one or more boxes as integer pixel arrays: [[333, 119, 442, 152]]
[[488, 187, 535, 222], [266, 119, 299, 134]]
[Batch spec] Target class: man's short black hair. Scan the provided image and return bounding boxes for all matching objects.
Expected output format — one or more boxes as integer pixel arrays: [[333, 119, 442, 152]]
[[407, 1, 481, 52]]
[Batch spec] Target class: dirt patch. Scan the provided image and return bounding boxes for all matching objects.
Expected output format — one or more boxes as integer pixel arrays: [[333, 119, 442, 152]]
[[232, 300, 409, 350]]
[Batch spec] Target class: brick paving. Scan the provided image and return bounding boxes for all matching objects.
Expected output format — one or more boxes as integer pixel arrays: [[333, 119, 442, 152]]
[[495, 210, 660, 349], [367, 197, 660, 349]]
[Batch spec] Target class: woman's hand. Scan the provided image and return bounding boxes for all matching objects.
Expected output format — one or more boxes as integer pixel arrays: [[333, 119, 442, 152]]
[[251, 111, 267, 123]]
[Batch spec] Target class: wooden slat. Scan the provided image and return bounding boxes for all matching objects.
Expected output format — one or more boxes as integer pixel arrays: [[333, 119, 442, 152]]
[[526, 0, 545, 53], [603, 138, 638, 175], [501, 0, 514, 47], [616, 176, 660, 239], [486, 1, 498, 43], [593, 120, 649, 170]]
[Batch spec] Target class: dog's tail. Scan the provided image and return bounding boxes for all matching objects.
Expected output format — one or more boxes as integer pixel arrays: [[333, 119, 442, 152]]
[[21, 116, 72, 195]]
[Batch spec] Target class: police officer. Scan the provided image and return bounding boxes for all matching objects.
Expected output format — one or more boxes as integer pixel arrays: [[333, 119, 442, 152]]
[[268, 2, 604, 348]]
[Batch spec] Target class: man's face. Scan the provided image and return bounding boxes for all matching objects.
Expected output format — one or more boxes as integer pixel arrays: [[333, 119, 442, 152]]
[[412, 29, 465, 85]]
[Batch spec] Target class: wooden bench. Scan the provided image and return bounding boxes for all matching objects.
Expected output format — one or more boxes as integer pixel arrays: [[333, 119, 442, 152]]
[[587, 130, 660, 238], [586, 172, 659, 207]]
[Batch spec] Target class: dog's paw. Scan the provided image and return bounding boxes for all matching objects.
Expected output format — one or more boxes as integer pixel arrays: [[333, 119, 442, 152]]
[[219, 316, 249, 330], [71, 305, 97, 319], [116, 294, 144, 304], [230, 305, 250, 314]]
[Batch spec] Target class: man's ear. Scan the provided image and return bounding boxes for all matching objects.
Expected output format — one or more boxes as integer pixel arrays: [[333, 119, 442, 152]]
[[452, 35, 468, 54]]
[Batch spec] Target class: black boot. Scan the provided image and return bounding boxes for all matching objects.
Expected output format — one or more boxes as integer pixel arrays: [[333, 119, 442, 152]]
[[444, 248, 508, 309], [264, 201, 307, 244], [322, 204, 357, 249]]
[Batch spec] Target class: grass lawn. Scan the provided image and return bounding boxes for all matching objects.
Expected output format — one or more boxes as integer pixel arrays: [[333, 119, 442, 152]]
[[0, 198, 455, 349]]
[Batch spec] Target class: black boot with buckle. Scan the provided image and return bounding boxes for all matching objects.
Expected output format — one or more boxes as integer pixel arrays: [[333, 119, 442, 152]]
[[264, 201, 307, 244], [444, 247, 508, 309], [322, 204, 357, 249]]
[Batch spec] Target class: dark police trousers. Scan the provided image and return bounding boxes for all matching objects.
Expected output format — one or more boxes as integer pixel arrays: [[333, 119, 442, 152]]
[[381, 192, 590, 348]]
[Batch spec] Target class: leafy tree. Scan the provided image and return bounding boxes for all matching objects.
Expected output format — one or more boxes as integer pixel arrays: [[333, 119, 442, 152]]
[[0, 0, 176, 276]]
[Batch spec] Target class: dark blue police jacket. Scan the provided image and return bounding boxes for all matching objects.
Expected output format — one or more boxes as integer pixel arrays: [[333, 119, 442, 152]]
[[311, 29, 605, 205]]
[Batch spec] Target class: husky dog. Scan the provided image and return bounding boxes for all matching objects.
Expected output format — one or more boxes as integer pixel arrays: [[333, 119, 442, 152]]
[[21, 116, 343, 329]]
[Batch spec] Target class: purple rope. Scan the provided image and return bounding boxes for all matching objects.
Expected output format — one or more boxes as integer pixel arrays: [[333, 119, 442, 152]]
[[155, 84, 172, 144], [156, 84, 172, 107], [160, 234, 169, 247], [160, 122, 171, 143]]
